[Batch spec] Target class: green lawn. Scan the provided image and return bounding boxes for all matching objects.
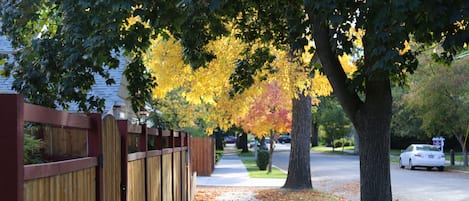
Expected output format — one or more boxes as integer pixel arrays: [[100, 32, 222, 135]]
[[445, 154, 465, 162], [446, 165, 469, 172], [390, 149, 402, 156], [390, 157, 400, 163], [240, 158, 287, 179], [311, 146, 355, 154]]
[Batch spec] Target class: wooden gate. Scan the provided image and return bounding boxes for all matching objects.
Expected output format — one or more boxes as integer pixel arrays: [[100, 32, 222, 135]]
[[102, 115, 122, 201]]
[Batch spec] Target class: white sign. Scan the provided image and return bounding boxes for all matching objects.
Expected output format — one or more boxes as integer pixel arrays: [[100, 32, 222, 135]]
[[432, 136, 445, 152]]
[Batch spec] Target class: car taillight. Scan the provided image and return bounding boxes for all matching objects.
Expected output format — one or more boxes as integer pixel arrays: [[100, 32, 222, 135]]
[[440, 154, 445, 159], [414, 152, 422, 157]]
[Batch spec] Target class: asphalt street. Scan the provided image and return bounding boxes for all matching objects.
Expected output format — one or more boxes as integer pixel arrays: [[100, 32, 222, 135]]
[[270, 143, 469, 201]]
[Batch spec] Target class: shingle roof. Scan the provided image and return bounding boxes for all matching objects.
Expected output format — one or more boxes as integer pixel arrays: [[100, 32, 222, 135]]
[[0, 35, 15, 93], [0, 35, 13, 54], [0, 35, 126, 112]]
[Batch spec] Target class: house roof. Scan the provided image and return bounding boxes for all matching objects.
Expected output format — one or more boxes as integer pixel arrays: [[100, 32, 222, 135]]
[[0, 34, 127, 112], [0, 35, 15, 93]]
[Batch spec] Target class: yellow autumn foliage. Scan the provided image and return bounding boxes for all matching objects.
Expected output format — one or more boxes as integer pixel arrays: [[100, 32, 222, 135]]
[[338, 53, 357, 76], [146, 35, 192, 98], [146, 29, 367, 135]]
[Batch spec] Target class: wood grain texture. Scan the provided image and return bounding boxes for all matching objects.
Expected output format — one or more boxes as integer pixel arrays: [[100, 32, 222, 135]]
[[162, 154, 173, 201], [147, 156, 162, 201], [23, 167, 96, 201], [102, 116, 122, 201], [127, 159, 145, 201]]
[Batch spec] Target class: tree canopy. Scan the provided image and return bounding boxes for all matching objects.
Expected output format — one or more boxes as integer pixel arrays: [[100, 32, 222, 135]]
[[2, 1, 469, 201], [405, 51, 469, 166], [145, 31, 332, 137]]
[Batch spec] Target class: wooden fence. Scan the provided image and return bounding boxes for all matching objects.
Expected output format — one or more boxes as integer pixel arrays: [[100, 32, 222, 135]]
[[190, 138, 215, 176], [0, 94, 193, 201]]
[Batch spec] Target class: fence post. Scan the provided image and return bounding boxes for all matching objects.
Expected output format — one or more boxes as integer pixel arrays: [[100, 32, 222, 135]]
[[158, 128, 164, 201], [450, 149, 455, 166], [140, 124, 148, 152], [117, 120, 128, 201], [170, 130, 175, 201], [0, 94, 24, 201], [141, 124, 148, 201], [88, 113, 103, 201]]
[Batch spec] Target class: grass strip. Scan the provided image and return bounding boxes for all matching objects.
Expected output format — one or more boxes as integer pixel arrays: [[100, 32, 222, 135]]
[[311, 146, 355, 155], [241, 158, 287, 179]]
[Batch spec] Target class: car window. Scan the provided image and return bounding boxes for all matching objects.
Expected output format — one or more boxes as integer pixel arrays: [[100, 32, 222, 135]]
[[416, 145, 440, 151], [405, 146, 413, 152]]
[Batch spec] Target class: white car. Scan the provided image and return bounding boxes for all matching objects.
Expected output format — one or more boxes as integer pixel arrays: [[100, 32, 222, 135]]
[[399, 144, 445, 171]]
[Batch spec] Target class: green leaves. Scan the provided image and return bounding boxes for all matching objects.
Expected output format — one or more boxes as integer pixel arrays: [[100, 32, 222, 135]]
[[229, 47, 276, 96], [125, 54, 156, 113]]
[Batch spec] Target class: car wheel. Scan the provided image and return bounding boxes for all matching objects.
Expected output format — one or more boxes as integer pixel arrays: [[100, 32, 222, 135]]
[[409, 159, 415, 170], [438, 166, 444, 171], [399, 158, 404, 169]]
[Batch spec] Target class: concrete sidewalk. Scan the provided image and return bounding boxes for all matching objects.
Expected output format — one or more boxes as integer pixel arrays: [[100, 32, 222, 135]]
[[196, 144, 286, 187]]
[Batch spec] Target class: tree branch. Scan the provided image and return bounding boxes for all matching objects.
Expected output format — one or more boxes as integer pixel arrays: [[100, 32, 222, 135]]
[[311, 18, 363, 122]]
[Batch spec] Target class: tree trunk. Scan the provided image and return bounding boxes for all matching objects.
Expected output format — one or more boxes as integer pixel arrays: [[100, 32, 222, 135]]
[[215, 130, 224, 150], [352, 127, 359, 154], [311, 122, 319, 147], [240, 132, 249, 153], [354, 79, 393, 201], [331, 137, 335, 152], [455, 135, 468, 166], [283, 94, 312, 189], [464, 149, 468, 167], [268, 132, 275, 173], [310, 15, 392, 201]]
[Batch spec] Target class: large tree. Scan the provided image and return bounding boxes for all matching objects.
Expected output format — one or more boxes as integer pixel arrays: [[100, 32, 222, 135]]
[[306, 1, 469, 200]]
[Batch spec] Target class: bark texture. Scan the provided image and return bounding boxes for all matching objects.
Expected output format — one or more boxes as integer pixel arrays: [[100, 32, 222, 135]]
[[355, 79, 393, 201], [282, 94, 312, 189], [215, 131, 224, 150], [239, 132, 249, 153], [310, 16, 393, 201]]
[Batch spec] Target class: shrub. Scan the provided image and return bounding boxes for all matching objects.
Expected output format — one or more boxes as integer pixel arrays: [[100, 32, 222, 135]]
[[256, 150, 269, 170], [215, 150, 224, 163], [333, 138, 354, 148], [345, 139, 354, 146], [24, 133, 44, 164], [333, 139, 343, 148], [343, 139, 351, 147]]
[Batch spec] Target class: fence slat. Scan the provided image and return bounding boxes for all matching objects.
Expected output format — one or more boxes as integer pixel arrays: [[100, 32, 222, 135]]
[[102, 116, 122, 201]]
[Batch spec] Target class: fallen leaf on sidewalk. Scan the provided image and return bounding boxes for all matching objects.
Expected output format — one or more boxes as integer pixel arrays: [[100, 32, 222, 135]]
[[255, 188, 346, 201], [194, 186, 345, 201]]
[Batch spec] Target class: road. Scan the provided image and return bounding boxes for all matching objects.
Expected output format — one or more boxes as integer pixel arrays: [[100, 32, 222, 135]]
[[270, 143, 469, 201]]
